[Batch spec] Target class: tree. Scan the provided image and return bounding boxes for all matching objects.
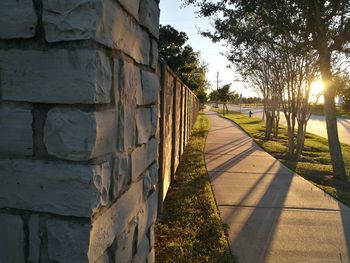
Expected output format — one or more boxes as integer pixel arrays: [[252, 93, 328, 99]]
[[334, 73, 350, 110], [184, 0, 350, 179], [159, 24, 209, 102], [209, 84, 238, 114]]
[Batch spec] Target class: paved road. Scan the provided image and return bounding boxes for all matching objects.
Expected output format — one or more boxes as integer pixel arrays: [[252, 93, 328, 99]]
[[205, 110, 350, 263], [225, 104, 350, 145]]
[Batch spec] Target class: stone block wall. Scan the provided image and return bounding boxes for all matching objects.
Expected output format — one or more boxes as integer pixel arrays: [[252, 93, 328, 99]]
[[0, 0, 199, 262], [0, 0, 160, 262], [158, 63, 200, 205]]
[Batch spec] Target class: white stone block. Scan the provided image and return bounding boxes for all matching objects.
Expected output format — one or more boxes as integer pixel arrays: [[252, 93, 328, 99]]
[[0, 107, 33, 156], [113, 153, 131, 199], [93, 162, 112, 206], [0, 0, 37, 39], [136, 108, 153, 144], [151, 105, 158, 136], [139, 0, 160, 38], [95, 253, 109, 263], [149, 224, 155, 248], [148, 248, 155, 263], [47, 219, 90, 263], [89, 180, 143, 263], [114, 221, 137, 262], [95, 0, 150, 65], [0, 214, 25, 263], [119, 0, 140, 20], [44, 108, 116, 161], [0, 159, 109, 217], [29, 215, 40, 263], [131, 138, 158, 181], [117, 60, 141, 152], [43, 0, 98, 42], [0, 49, 112, 104], [146, 190, 158, 230], [151, 39, 158, 69], [141, 71, 160, 105], [132, 235, 150, 263]]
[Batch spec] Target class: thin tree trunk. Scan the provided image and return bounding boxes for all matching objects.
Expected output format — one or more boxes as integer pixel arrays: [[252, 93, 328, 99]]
[[274, 110, 280, 138], [296, 121, 307, 160], [319, 49, 346, 179]]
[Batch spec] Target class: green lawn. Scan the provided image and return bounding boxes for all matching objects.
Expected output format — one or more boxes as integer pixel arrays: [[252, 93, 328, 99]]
[[155, 113, 234, 263], [216, 110, 350, 207]]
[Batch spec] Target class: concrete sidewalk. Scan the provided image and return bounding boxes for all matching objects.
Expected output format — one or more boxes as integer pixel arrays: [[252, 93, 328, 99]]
[[205, 111, 350, 263]]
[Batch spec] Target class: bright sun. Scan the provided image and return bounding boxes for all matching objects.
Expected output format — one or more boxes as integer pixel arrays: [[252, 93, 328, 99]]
[[310, 80, 324, 96]]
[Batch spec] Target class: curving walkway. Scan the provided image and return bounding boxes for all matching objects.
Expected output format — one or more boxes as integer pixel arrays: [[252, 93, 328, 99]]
[[205, 110, 350, 263]]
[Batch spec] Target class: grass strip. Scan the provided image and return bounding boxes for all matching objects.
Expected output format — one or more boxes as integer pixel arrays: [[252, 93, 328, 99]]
[[155, 112, 234, 263], [216, 110, 350, 207]]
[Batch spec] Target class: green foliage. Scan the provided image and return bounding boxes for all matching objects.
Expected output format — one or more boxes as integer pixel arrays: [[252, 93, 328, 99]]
[[155, 113, 234, 263], [241, 97, 262, 104], [184, 0, 350, 177], [214, 109, 350, 207], [334, 73, 350, 110], [159, 24, 209, 102], [209, 84, 239, 104]]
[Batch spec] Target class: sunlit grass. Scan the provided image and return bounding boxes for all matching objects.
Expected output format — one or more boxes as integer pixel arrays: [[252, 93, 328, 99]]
[[155, 113, 234, 263], [216, 110, 350, 207]]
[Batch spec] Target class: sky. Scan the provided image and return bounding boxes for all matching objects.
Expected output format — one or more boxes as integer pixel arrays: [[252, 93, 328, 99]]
[[159, 1, 259, 97]]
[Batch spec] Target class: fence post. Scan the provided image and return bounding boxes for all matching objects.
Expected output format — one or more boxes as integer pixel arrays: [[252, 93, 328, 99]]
[[179, 84, 184, 158], [170, 78, 177, 181], [158, 61, 166, 214]]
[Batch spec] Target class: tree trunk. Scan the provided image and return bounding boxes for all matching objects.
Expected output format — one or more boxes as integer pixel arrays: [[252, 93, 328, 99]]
[[287, 126, 295, 157], [273, 110, 280, 138], [265, 111, 274, 140], [319, 49, 346, 179], [295, 121, 307, 161]]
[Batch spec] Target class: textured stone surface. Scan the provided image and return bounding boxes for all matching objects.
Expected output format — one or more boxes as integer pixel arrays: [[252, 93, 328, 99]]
[[0, 159, 107, 217], [0, 214, 25, 263], [137, 192, 157, 254], [95, 253, 109, 263], [136, 108, 153, 144], [141, 71, 160, 105], [95, 0, 150, 64], [119, 0, 140, 20], [143, 164, 158, 201], [133, 235, 150, 263], [0, 0, 37, 39], [148, 248, 155, 263], [131, 138, 158, 181], [149, 224, 155, 248], [151, 39, 158, 69], [28, 215, 40, 263], [0, 107, 33, 156], [43, 0, 98, 42], [114, 220, 137, 262], [89, 180, 143, 262], [139, 0, 160, 38], [93, 162, 112, 206], [44, 108, 116, 161], [146, 190, 158, 230], [117, 60, 141, 151], [113, 153, 131, 199], [161, 75, 174, 200], [0, 49, 112, 104], [47, 219, 90, 263], [151, 105, 159, 136]]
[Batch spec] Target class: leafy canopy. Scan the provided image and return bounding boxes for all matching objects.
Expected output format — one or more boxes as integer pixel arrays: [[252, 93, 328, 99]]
[[159, 24, 209, 102]]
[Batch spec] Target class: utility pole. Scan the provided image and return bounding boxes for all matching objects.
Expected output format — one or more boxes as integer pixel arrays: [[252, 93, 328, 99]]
[[215, 71, 222, 90]]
